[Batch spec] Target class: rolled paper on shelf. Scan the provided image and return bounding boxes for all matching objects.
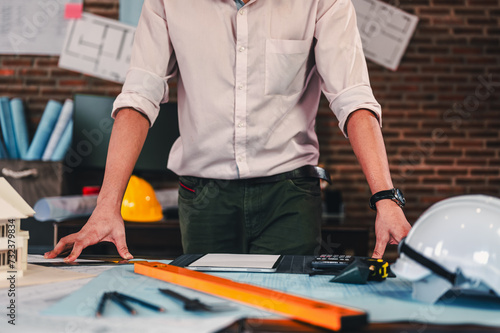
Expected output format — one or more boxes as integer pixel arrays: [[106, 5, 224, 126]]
[[25, 100, 62, 160], [34, 189, 178, 222], [10, 98, 30, 159], [154, 188, 178, 209], [42, 99, 74, 161], [34, 195, 98, 222], [0, 97, 18, 159], [50, 119, 73, 161], [0, 136, 7, 159]]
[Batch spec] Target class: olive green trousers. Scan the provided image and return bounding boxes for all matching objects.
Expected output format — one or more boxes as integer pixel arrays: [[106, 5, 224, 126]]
[[177, 176, 322, 255]]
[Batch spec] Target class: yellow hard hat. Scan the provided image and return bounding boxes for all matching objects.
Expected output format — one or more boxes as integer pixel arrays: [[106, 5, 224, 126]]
[[121, 175, 163, 222]]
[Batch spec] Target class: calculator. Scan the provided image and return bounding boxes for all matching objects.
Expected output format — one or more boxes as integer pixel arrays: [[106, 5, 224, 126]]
[[310, 254, 355, 269]]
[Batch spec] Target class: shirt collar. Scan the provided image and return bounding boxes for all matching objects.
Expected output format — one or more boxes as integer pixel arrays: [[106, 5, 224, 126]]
[[235, 0, 245, 10]]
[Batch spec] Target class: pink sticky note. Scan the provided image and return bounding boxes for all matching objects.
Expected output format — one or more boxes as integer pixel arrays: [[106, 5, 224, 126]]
[[64, 3, 83, 19]]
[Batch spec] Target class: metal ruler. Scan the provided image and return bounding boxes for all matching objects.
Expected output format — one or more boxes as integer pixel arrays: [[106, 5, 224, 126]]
[[134, 262, 367, 331]]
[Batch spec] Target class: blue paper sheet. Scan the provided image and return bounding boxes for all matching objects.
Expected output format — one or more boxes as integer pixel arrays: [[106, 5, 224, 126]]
[[9, 98, 30, 159], [44, 263, 500, 328], [25, 100, 62, 160]]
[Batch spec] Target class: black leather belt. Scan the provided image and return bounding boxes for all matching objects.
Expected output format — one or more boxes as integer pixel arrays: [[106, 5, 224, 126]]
[[249, 165, 331, 184]]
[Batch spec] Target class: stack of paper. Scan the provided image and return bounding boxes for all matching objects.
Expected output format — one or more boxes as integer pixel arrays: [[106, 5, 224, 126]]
[[0, 98, 74, 161]]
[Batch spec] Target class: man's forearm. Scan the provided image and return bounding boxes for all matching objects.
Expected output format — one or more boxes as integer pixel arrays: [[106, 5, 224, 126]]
[[97, 108, 150, 210], [346, 109, 393, 195]]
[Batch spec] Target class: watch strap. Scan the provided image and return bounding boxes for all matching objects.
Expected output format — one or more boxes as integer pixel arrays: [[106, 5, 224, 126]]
[[369, 188, 405, 211]]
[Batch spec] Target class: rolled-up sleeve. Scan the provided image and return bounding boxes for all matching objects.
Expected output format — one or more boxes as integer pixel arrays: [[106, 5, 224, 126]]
[[315, 0, 381, 137], [112, 0, 177, 127]]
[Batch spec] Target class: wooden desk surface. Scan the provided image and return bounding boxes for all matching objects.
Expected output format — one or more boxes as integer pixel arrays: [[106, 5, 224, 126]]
[[219, 319, 500, 333]]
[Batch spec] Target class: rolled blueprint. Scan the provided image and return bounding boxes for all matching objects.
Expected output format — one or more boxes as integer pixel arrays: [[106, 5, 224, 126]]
[[50, 119, 73, 161], [42, 99, 74, 161], [0, 97, 18, 159], [155, 188, 178, 209], [34, 195, 98, 222], [34, 188, 179, 222], [0, 137, 7, 159], [25, 100, 62, 160], [9, 98, 30, 159]]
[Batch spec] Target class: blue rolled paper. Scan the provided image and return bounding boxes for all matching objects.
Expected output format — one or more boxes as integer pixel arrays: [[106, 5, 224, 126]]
[[25, 100, 62, 160], [50, 119, 73, 161], [0, 137, 7, 159], [10, 98, 30, 159], [0, 97, 18, 159], [42, 99, 74, 161]]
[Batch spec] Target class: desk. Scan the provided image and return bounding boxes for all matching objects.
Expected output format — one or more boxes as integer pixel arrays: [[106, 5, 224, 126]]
[[53, 219, 370, 257], [7, 256, 498, 333], [222, 319, 500, 332]]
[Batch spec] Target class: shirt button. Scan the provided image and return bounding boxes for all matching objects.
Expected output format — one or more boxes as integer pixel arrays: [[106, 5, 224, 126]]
[[237, 157, 242, 162], [239, 46, 246, 52], [239, 9, 245, 15], [238, 84, 244, 90], [237, 122, 244, 128]]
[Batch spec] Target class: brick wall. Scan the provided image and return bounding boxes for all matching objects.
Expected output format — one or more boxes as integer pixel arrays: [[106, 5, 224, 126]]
[[1, 1, 499, 253], [317, 0, 500, 228]]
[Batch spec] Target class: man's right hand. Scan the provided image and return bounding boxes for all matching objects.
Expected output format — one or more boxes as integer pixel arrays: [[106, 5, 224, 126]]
[[44, 207, 133, 262], [44, 109, 149, 263]]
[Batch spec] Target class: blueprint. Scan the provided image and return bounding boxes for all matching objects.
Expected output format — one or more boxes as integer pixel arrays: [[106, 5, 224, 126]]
[[58, 13, 135, 83], [0, 0, 82, 55], [41, 263, 500, 328], [353, 0, 419, 71]]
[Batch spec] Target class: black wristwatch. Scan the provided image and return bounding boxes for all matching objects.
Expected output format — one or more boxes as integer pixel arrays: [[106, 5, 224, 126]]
[[369, 188, 406, 211]]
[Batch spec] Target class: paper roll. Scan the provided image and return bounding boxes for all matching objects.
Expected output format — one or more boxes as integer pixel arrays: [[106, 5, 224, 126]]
[[34, 188, 178, 222], [34, 195, 98, 222], [42, 99, 74, 161], [0, 97, 18, 159], [50, 119, 73, 161], [25, 100, 62, 160], [0, 138, 7, 159], [9, 98, 30, 159]]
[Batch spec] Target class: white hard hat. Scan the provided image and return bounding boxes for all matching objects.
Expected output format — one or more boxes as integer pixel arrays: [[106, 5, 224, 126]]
[[391, 194, 500, 303]]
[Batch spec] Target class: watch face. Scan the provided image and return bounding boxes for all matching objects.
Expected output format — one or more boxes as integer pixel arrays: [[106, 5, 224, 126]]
[[394, 188, 406, 206]]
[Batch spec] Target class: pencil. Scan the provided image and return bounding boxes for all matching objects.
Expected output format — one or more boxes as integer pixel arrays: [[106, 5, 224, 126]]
[[95, 292, 109, 317], [113, 292, 166, 312], [108, 292, 137, 315]]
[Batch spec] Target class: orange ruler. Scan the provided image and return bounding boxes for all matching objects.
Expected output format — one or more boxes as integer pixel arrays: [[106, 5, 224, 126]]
[[134, 262, 367, 331]]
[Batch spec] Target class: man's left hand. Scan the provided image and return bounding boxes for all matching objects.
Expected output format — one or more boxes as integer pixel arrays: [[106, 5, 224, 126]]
[[372, 200, 412, 259]]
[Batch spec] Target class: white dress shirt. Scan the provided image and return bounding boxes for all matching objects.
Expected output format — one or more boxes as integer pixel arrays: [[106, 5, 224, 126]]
[[112, 0, 381, 179]]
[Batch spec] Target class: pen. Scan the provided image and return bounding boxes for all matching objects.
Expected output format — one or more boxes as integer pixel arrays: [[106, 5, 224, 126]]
[[113, 292, 166, 312]]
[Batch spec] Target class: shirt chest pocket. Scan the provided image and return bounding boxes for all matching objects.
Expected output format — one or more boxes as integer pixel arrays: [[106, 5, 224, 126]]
[[265, 38, 313, 96]]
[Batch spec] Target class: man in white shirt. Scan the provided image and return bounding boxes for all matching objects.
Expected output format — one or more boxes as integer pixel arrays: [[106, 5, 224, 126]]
[[46, 0, 411, 261]]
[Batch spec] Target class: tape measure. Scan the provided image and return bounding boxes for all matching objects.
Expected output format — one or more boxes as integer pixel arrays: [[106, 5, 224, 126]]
[[364, 258, 389, 281]]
